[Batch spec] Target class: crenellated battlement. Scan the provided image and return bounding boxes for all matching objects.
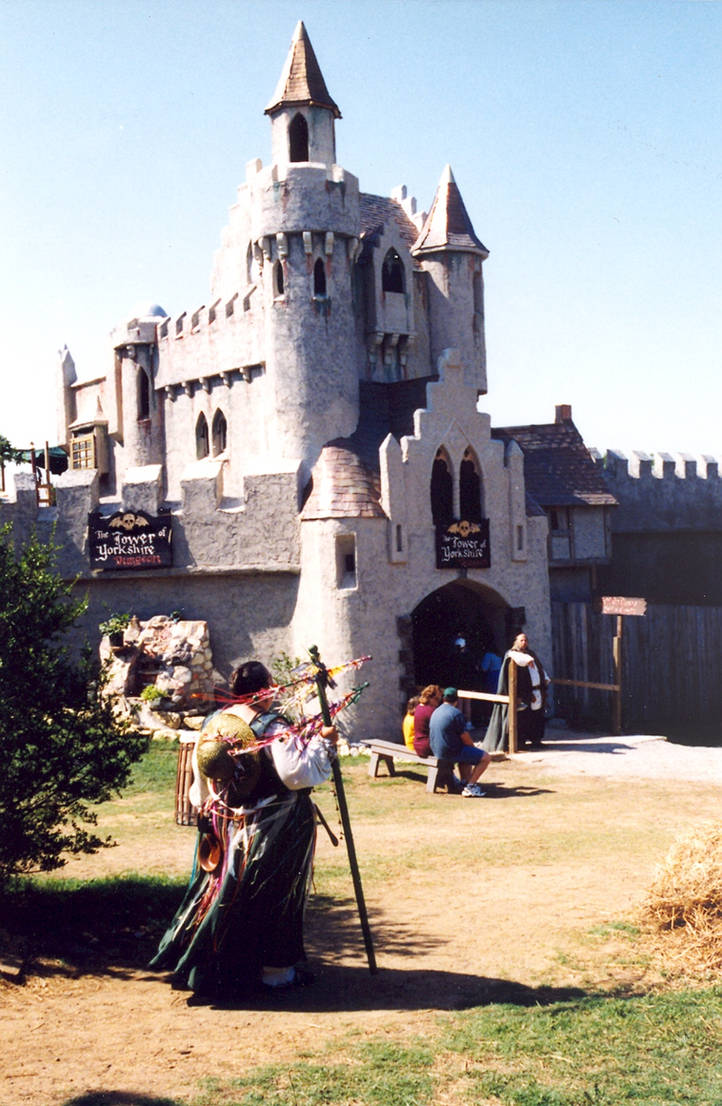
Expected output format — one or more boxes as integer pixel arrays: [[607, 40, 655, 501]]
[[591, 448, 722, 532], [154, 287, 265, 391], [0, 461, 303, 583]]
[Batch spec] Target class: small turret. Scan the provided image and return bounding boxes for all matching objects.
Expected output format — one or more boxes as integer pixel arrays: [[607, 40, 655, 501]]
[[265, 21, 340, 169], [111, 304, 167, 469], [57, 346, 77, 450], [413, 165, 489, 394]]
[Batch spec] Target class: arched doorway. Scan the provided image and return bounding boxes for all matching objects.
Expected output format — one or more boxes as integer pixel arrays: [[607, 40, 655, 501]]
[[410, 581, 510, 720]]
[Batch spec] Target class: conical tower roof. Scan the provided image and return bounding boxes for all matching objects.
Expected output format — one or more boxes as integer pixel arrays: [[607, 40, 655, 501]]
[[265, 21, 341, 119], [412, 165, 488, 257]]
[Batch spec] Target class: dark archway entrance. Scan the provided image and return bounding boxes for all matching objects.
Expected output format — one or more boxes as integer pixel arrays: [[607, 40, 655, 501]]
[[410, 581, 512, 719]]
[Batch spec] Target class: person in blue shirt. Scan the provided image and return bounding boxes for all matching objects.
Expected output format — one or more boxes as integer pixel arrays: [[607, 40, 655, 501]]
[[429, 687, 491, 798]]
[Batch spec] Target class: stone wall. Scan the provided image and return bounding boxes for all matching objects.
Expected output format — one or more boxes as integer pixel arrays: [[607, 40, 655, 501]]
[[592, 448, 722, 605], [101, 615, 215, 708]]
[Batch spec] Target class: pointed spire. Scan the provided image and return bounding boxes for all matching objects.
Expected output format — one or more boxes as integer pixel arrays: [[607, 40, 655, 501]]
[[265, 21, 341, 119], [412, 165, 488, 257]]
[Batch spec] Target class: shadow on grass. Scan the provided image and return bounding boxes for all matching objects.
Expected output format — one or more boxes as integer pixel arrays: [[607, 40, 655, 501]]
[[2, 877, 593, 1016], [61, 1095, 183, 1106], [1, 875, 187, 980], [383, 768, 554, 799]]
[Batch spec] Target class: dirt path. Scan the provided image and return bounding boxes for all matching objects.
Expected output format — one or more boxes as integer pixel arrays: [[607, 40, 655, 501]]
[[2, 737, 720, 1106]]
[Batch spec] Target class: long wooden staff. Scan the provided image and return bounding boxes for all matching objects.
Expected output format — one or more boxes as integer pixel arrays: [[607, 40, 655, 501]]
[[309, 645, 377, 974]]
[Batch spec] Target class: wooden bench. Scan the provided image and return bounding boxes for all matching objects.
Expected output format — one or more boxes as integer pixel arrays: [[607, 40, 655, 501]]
[[360, 739, 459, 794]]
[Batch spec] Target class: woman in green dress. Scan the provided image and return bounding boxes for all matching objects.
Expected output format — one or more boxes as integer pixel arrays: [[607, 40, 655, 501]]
[[151, 660, 337, 999]]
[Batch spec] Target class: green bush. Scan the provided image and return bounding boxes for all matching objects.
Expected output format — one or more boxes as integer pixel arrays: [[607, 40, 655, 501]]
[[0, 523, 148, 884], [140, 684, 164, 703], [98, 611, 131, 638]]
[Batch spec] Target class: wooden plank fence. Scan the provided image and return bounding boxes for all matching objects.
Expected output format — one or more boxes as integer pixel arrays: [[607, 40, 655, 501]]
[[551, 600, 722, 740]]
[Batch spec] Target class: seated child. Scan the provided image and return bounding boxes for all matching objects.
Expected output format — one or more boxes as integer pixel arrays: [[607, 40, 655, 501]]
[[402, 696, 420, 750]]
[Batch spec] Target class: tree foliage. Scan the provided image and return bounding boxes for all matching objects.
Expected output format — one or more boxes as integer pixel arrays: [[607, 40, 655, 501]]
[[0, 434, 24, 464], [0, 523, 148, 884]]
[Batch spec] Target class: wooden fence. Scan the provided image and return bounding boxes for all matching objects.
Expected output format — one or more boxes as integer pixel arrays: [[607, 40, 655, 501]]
[[551, 600, 722, 739]]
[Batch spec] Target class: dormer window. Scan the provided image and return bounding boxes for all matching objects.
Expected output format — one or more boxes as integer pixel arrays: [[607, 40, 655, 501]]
[[195, 413, 209, 459], [212, 409, 227, 456], [382, 248, 405, 294], [313, 257, 327, 297], [289, 112, 309, 162]]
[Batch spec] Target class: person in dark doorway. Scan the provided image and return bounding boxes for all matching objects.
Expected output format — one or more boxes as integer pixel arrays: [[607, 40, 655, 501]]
[[452, 635, 479, 692], [413, 684, 442, 757], [430, 687, 491, 797], [479, 644, 502, 695], [483, 632, 551, 752], [150, 660, 338, 1000]]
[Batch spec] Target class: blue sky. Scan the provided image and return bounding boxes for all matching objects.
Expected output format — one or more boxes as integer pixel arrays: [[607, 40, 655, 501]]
[[1, 0, 720, 460]]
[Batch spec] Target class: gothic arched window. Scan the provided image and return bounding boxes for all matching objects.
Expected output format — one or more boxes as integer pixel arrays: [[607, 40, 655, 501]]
[[273, 259, 284, 298], [460, 446, 483, 522], [430, 448, 453, 527], [137, 368, 150, 420], [313, 257, 327, 296], [289, 112, 309, 162], [195, 413, 209, 459], [212, 409, 227, 456], [382, 248, 405, 293]]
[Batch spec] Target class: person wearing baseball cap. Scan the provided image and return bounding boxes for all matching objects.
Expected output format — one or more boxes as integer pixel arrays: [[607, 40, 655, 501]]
[[429, 687, 491, 797]]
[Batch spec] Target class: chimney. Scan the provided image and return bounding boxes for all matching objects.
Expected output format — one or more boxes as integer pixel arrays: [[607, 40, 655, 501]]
[[555, 404, 572, 423]]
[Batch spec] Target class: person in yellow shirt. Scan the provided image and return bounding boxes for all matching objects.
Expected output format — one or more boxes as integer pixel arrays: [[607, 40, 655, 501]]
[[402, 696, 420, 750]]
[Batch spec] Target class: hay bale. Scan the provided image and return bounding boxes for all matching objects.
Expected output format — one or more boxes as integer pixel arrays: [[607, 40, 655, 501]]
[[639, 821, 722, 978]]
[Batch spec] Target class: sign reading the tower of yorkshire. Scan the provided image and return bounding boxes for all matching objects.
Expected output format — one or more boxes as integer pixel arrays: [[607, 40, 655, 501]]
[[436, 518, 490, 570], [88, 510, 173, 571]]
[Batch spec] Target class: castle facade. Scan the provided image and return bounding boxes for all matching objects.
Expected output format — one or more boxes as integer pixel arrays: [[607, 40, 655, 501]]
[[3, 23, 553, 734]]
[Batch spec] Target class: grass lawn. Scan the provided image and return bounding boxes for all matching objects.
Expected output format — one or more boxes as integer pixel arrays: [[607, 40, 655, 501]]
[[3, 741, 722, 1106]]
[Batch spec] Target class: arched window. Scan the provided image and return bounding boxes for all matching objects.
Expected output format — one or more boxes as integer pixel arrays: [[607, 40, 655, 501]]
[[430, 448, 453, 527], [273, 259, 284, 298], [195, 413, 209, 459], [473, 270, 483, 314], [137, 368, 150, 420], [460, 446, 483, 522], [313, 257, 327, 296], [212, 409, 227, 456], [382, 248, 405, 293], [246, 242, 254, 284], [289, 112, 309, 162]]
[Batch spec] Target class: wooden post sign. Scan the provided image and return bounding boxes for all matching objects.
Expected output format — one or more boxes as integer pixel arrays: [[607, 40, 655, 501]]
[[436, 518, 490, 570], [594, 596, 647, 734], [595, 596, 647, 618], [88, 510, 173, 571]]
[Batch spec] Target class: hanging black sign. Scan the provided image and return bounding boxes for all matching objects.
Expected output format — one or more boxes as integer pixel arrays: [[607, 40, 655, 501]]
[[88, 510, 173, 571], [436, 518, 490, 569]]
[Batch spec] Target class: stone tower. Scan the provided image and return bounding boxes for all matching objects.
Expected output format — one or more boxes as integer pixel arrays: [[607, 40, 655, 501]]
[[244, 22, 362, 470]]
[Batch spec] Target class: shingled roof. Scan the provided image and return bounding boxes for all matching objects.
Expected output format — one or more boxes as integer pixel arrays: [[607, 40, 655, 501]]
[[265, 21, 341, 118], [359, 193, 421, 253], [301, 379, 430, 520], [492, 416, 617, 508], [412, 165, 488, 257]]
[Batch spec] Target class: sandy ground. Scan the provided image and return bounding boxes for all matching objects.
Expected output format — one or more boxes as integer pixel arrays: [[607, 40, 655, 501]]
[[505, 727, 722, 783], [1, 730, 720, 1106]]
